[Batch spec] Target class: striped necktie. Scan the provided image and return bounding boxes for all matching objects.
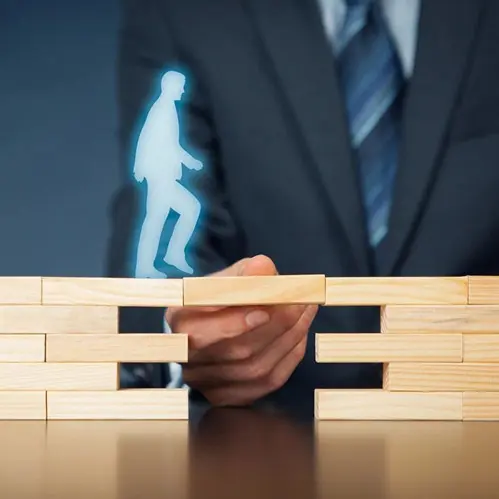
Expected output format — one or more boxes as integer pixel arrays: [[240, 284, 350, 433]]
[[335, 0, 406, 248]]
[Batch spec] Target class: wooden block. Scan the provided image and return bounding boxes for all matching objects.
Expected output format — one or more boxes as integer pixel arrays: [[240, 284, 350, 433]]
[[463, 334, 499, 362], [0, 335, 45, 362], [46, 333, 188, 362], [381, 305, 499, 333], [463, 392, 499, 420], [183, 275, 325, 306], [325, 277, 468, 305], [0, 392, 46, 419], [47, 389, 189, 420], [0, 305, 118, 334], [0, 363, 118, 390], [42, 277, 183, 306], [316, 333, 462, 363], [468, 276, 499, 304], [0, 277, 42, 304], [315, 389, 463, 420], [384, 363, 499, 391]]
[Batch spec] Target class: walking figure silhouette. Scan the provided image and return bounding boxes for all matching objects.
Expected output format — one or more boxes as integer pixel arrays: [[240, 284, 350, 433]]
[[133, 71, 203, 278]]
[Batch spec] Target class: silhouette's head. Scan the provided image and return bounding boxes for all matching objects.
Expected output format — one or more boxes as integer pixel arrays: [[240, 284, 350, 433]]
[[160, 71, 186, 101]]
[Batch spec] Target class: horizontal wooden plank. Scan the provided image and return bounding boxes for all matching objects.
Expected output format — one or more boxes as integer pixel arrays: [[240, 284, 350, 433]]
[[47, 389, 188, 420], [384, 363, 499, 391], [468, 276, 499, 304], [315, 390, 463, 420], [316, 333, 462, 362], [0, 392, 46, 420], [0, 277, 42, 305], [46, 334, 188, 362], [463, 392, 499, 420], [0, 363, 118, 390], [325, 277, 468, 305], [183, 275, 326, 306], [463, 334, 499, 362], [381, 305, 499, 333], [42, 277, 183, 307], [0, 335, 45, 362], [0, 305, 118, 334]]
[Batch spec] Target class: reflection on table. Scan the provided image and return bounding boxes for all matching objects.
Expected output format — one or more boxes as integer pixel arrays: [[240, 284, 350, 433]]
[[1, 407, 499, 499]]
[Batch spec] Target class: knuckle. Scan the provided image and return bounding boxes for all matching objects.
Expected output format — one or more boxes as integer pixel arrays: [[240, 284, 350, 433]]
[[283, 305, 306, 330], [226, 343, 254, 362], [295, 339, 308, 360], [204, 391, 228, 407], [267, 368, 288, 392], [242, 359, 271, 382]]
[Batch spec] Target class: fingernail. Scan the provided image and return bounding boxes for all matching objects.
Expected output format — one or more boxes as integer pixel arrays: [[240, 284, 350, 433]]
[[245, 310, 270, 328]]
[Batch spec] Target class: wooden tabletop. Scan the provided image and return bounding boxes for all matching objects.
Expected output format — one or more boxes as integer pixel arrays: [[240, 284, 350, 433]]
[[2, 408, 499, 499]]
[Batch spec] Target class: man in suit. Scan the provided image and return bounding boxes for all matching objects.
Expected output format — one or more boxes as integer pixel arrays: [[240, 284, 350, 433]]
[[108, 0, 499, 410]]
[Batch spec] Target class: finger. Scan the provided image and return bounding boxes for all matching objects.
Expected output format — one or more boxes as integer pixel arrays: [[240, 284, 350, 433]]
[[165, 255, 276, 320], [197, 303, 308, 363], [184, 304, 317, 387], [239, 254, 279, 276], [201, 335, 309, 407], [171, 305, 272, 352]]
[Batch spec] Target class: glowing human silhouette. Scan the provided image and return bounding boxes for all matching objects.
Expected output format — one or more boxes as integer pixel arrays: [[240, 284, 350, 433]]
[[133, 71, 203, 278]]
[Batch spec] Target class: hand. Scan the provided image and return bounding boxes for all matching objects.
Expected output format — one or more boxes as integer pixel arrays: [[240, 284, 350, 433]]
[[165, 255, 318, 406]]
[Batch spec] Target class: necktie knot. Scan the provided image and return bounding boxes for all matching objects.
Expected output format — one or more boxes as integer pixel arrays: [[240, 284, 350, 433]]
[[344, 0, 374, 10]]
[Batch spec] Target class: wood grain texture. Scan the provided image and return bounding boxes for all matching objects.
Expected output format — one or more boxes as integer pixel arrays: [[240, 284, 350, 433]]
[[47, 389, 189, 420], [316, 333, 463, 362], [42, 277, 183, 306], [0, 335, 45, 362], [315, 389, 463, 420], [0, 392, 46, 419], [384, 363, 499, 391], [468, 276, 499, 304], [381, 305, 499, 333], [463, 334, 499, 362], [0, 277, 42, 305], [0, 363, 118, 390], [0, 305, 118, 334], [325, 277, 468, 305], [463, 392, 499, 420], [183, 275, 326, 306], [46, 334, 188, 362]]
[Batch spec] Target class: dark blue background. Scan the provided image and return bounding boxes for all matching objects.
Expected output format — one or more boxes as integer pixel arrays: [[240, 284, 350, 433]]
[[0, 0, 119, 277]]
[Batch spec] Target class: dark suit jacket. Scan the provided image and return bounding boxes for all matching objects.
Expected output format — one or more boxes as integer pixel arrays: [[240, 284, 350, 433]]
[[107, 0, 499, 408]]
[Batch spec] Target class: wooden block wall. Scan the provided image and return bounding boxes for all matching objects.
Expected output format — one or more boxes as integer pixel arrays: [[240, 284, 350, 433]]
[[316, 276, 499, 421], [2, 274, 499, 421], [0, 277, 188, 420]]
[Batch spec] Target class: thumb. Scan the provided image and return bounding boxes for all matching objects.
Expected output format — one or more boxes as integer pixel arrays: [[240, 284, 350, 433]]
[[215, 254, 278, 277], [238, 254, 278, 277], [178, 255, 277, 313]]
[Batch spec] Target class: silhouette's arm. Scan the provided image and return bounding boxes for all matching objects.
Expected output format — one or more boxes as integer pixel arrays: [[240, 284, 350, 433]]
[[108, 0, 246, 388], [180, 147, 202, 170]]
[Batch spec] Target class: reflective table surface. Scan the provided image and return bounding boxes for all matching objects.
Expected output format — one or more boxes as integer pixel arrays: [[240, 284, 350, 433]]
[[2, 406, 499, 499]]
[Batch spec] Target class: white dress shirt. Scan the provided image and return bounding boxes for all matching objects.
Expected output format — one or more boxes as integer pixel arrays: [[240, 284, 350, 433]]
[[316, 0, 421, 77]]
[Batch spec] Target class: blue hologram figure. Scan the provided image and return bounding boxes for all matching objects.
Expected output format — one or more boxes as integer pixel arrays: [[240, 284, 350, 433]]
[[133, 71, 203, 278]]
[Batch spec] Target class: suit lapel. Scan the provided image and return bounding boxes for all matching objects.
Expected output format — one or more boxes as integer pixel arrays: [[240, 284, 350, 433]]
[[378, 0, 486, 276], [244, 0, 372, 275]]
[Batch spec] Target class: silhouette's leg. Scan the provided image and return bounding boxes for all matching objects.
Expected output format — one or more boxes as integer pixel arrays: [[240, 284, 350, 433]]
[[164, 181, 201, 274], [134, 182, 171, 278]]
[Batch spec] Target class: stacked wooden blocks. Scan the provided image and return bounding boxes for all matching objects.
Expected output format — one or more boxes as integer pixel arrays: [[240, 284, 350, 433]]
[[2, 274, 499, 421], [0, 276, 188, 420], [316, 276, 499, 421]]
